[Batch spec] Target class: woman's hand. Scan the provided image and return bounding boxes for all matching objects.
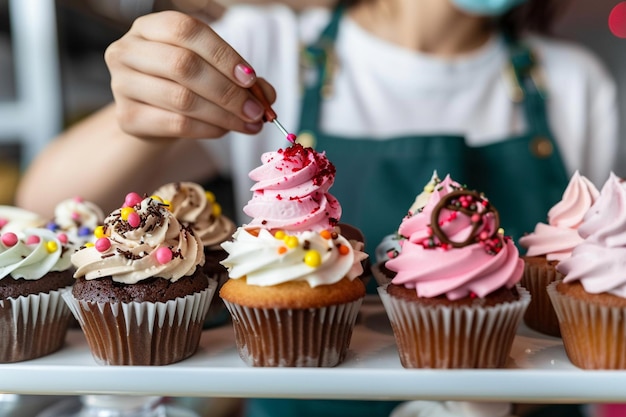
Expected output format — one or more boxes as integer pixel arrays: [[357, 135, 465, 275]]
[[104, 10, 276, 140]]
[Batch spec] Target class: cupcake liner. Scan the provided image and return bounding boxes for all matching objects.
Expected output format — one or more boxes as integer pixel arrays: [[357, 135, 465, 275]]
[[62, 280, 216, 366], [222, 298, 363, 367], [547, 281, 626, 369], [520, 260, 563, 337], [0, 287, 73, 363], [378, 285, 530, 369], [203, 272, 230, 329]]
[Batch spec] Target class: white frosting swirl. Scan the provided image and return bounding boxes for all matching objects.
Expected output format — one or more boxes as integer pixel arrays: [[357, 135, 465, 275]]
[[221, 227, 366, 287], [72, 197, 204, 284], [0, 206, 45, 234], [0, 228, 72, 280]]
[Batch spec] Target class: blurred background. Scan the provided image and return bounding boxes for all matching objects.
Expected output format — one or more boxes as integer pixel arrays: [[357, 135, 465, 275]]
[[0, 0, 625, 206]]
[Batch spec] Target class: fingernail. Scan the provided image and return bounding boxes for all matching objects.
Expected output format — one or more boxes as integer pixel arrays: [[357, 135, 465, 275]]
[[244, 121, 263, 132], [234, 64, 256, 86], [243, 99, 264, 121]]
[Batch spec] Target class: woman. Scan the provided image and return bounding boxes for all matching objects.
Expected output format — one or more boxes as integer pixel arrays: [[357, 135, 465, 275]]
[[16, 1, 617, 416]]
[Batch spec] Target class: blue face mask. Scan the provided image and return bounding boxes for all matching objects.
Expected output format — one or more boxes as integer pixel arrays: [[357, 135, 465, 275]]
[[451, 0, 527, 16]]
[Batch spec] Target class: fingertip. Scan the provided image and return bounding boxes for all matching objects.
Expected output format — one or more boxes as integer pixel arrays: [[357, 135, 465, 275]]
[[243, 121, 263, 133], [234, 63, 257, 87]]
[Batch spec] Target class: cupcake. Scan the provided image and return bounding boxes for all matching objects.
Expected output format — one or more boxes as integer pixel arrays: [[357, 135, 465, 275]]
[[64, 194, 215, 366], [151, 182, 235, 327], [45, 196, 105, 251], [379, 175, 529, 369], [549, 172, 626, 369], [219, 143, 367, 367], [0, 205, 45, 234], [0, 210, 75, 363], [518, 171, 598, 336], [372, 171, 441, 286]]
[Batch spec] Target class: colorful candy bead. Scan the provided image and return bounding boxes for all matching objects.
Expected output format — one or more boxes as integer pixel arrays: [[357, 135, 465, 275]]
[[156, 247, 173, 264], [1, 232, 18, 247], [277, 246, 288, 255], [274, 230, 286, 240], [338, 244, 350, 256], [127, 212, 141, 228], [320, 230, 332, 240], [0, 218, 7, 228], [120, 207, 135, 221], [212, 203, 222, 217], [26, 235, 40, 245], [284, 235, 299, 248], [124, 192, 143, 208], [205, 191, 216, 203], [46, 241, 58, 253], [78, 226, 91, 237], [95, 237, 111, 252], [57, 233, 68, 244], [304, 250, 322, 268], [94, 225, 106, 239], [46, 221, 58, 231]]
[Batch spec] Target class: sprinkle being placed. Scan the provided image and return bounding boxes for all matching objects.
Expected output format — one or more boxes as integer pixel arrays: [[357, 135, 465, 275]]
[[212, 203, 222, 217], [127, 212, 141, 228], [57, 233, 68, 244], [95, 237, 111, 252], [286, 133, 297, 143], [156, 247, 173, 264], [304, 250, 322, 267], [284, 235, 299, 248], [320, 230, 332, 240], [78, 226, 91, 237], [274, 230, 286, 240], [1, 232, 18, 247], [94, 225, 105, 239], [0, 218, 7, 228], [46, 241, 58, 253], [278, 246, 288, 255], [205, 191, 216, 203], [26, 235, 40, 245], [124, 192, 143, 208], [120, 206, 135, 221], [338, 244, 350, 256]]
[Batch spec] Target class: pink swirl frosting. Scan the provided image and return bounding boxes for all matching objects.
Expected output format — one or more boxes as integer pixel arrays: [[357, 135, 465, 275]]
[[557, 173, 626, 297], [243, 144, 341, 231], [385, 175, 523, 300], [519, 171, 599, 261]]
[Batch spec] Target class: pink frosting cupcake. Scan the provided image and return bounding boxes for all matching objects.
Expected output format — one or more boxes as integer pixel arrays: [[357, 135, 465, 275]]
[[518, 171, 599, 336], [549, 172, 626, 369], [378, 175, 529, 368]]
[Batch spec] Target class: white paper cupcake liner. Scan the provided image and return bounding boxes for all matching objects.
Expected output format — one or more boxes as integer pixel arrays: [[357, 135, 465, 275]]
[[222, 298, 363, 367], [378, 284, 530, 368], [520, 260, 563, 337], [0, 286, 73, 363], [547, 280, 626, 369], [62, 279, 216, 366]]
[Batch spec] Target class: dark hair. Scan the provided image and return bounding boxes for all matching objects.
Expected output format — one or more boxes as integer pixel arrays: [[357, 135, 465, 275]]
[[338, 0, 570, 37]]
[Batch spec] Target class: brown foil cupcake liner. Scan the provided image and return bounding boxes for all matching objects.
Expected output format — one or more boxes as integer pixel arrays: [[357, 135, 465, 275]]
[[371, 262, 393, 287], [378, 284, 530, 368], [222, 298, 363, 367], [547, 281, 626, 369], [0, 287, 73, 363], [62, 280, 216, 366], [204, 272, 230, 329], [520, 260, 563, 337]]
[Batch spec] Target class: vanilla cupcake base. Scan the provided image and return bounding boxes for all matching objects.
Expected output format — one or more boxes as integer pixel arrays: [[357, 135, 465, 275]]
[[521, 256, 563, 337], [0, 288, 73, 363], [378, 284, 530, 369], [548, 280, 626, 369], [222, 299, 363, 367], [62, 281, 216, 366]]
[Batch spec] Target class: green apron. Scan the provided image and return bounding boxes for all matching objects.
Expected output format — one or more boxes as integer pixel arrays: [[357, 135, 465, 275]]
[[246, 5, 569, 417]]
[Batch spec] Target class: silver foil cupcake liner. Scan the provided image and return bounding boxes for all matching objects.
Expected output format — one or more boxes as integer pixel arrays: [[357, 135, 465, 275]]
[[0, 287, 73, 363], [222, 298, 363, 367], [62, 280, 216, 365], [378, 284, 530, 368]]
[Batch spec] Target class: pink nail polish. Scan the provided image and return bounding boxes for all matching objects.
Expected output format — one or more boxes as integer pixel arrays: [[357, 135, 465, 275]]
[[234, 64, 256, 86]]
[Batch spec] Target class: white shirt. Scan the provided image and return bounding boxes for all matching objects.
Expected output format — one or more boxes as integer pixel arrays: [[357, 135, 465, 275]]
[[203, 5, 619, 224]]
